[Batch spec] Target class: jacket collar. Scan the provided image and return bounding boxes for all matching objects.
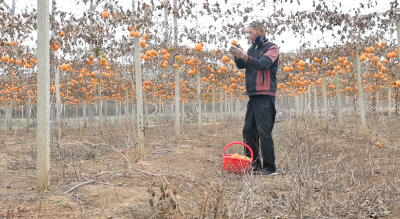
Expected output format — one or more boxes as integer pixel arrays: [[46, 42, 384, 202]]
[[252, 35, 268, 50]]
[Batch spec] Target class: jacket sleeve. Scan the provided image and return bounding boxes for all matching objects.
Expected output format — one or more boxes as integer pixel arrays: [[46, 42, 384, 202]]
[[234, 57, 248, 69], [244, 45, 279, 70], [233, 48, 252, 69]]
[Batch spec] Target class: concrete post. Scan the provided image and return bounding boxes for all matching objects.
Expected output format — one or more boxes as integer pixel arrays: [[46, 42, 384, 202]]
[[36, 0, 50, 192]]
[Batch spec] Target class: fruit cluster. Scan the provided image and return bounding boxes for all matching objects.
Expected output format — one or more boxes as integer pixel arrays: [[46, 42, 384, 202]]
[[230, 153, 251, 161]]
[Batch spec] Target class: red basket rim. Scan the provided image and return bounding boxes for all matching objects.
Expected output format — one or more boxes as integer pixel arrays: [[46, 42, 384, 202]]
[[222, 142, 253, 163]]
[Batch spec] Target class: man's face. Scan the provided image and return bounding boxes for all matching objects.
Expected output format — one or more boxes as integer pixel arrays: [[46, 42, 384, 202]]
[[247, 27, 262, 44]]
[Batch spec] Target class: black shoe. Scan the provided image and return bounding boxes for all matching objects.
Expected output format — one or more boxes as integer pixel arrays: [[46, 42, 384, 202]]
[[252, 167, 262, 172], [259, 170, 277, 176]]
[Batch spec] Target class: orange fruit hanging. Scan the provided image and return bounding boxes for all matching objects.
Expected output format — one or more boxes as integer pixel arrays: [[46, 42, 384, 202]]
[[102, 10, 110, 18], [195, 44, 202, 51], [140, 40, 146, 48]]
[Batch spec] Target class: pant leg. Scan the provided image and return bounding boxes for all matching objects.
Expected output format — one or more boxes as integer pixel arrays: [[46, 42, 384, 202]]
[[270, 96, 276, 132], [242, 97, 261, 170], [252, 95, 276, 172]]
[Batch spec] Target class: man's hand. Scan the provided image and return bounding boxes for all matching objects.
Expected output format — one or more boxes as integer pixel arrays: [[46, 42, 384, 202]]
[[229, 46, 246, 59]]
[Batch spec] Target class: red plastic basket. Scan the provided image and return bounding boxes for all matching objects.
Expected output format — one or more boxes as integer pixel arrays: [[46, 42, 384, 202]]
[[223, 142, 254, 174]]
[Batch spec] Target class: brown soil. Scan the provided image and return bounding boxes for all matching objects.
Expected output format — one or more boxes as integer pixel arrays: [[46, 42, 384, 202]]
[[1, 115, 400, 218]]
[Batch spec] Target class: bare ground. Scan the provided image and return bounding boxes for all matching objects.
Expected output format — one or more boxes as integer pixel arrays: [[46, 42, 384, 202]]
[[1, 114, 400, 219]]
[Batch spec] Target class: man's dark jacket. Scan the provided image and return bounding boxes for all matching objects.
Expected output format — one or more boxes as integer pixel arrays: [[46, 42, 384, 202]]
[[234, 38, 279, 96]]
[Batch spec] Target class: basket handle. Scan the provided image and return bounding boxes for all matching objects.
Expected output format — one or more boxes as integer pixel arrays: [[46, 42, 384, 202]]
[[223, 142, 254, 162]]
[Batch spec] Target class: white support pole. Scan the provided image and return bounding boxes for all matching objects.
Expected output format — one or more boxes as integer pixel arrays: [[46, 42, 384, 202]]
[[295, 95, 300, 119], [11, 0, 15, 15], [174, 65, 181, 143], [322, 77, 328, 127], [307, 84, 311, 115], [125, 87, 129, 130], [355, 52, 366, 128], [159, 95, 162, 115], [114, 100, 118, 123], [83, 100, 87, 128], [397, 22, 400, 115], [134, 37, 144, 158], [212, 82, 216, 129], [287, 96, 291, 118], [314, 85, 318, 119], [37, 0, 50, 192], [98, 80, 103, 135], [376, 90, 380, 118], [224, 89, 228, 121], [181, 99, 185, 124], [300, 94, 304, 117], [6, 100, 12, 130], [388, 88, 392, 117], [172, 0, 180, 140], [163, 3, 168, 43], [235, 94, 240, 121], [132, 101, 135, 124], [144, 93, 148, 120], [197, 72, 202, 129], [104, 99, 108, 126], [118, 101, 122, 124], [27, 92, 31, 132], [75, 104, 78, 127], [335, 71, 343, 127], [230, 92, 234, 120], [8, 0, 15, 130], [219, 87, 223, 121]]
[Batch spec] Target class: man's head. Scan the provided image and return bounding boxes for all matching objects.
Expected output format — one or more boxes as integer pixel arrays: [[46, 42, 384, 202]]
[[247, 21, 265, 44]]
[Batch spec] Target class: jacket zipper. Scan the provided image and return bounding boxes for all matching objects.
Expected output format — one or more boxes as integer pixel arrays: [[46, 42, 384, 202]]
[[256, 44, 267, 86]]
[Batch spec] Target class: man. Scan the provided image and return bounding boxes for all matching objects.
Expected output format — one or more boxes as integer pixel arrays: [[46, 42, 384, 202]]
[[229, 21, 279, 176]]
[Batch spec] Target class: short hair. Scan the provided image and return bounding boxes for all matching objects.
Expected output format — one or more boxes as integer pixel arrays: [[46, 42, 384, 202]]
[[248, 21, 265, 34]]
